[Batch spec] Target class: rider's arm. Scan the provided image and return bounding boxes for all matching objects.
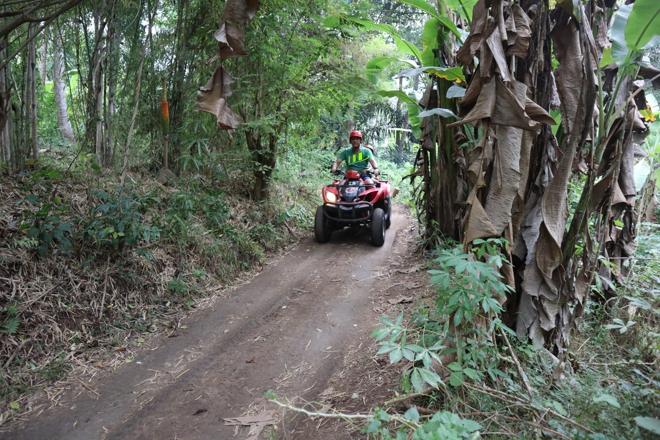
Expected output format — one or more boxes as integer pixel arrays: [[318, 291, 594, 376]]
[[369, 157, 378, 172], [331, 158, 343, 173]]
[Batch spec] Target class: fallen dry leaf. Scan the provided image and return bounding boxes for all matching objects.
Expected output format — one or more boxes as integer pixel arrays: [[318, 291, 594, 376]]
[[388, 296, 413, 305]]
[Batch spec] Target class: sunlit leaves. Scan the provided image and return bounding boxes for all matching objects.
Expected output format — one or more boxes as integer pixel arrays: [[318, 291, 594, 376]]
[[407, 102, 422, 138], [377, 90, 418, 105], [396, 0, 463, 40], [608, 0, 660, 66], [366, 56, 399, 83], [327, 15, 423, 62], [421, 18, 441, 66], [396, 0, 438, 17], [624, 0, 660, 51], [599, 47, 613, 68], [396, 66, 465, 83], [609, 4, 632, 65]]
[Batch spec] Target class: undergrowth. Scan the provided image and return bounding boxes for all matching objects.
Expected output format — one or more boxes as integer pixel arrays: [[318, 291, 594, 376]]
[[296, 228, 658, 439], [0, 148, 413, 425], [0, 161, 320, 422], [379, 229, 657, 439]]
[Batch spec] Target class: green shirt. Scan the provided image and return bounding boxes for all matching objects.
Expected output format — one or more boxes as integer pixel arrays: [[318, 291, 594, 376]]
[[337, 146, 373, 171]]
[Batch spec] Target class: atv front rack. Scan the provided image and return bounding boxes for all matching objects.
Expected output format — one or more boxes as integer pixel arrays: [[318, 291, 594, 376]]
[[323, 200, 373, 223]]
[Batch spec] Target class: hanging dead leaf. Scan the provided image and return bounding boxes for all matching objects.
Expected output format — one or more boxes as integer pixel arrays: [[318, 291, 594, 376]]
[[214, 0, 260, 60], [451, 78, 553, 130], [197, 66, 242, 129], [506, 4, 532, 58], [199, 0, 259, 129], [456, 0, 491, 66]]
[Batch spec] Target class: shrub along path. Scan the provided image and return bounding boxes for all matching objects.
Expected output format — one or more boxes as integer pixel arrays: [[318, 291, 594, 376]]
[[4, 206, 417, 440]]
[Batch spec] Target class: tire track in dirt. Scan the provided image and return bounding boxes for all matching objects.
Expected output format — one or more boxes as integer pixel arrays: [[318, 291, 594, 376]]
[[4, 206, 412, 440]]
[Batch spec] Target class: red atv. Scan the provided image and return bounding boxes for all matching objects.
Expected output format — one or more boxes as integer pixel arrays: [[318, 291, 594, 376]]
[[314, 169, 392, 246]]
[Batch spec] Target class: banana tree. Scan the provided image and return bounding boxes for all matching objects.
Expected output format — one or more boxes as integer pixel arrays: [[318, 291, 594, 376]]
[[353, 0, 659, 354]]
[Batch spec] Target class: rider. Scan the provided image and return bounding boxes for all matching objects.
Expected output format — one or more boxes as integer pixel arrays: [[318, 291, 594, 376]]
[[331, 130, 379, 184]]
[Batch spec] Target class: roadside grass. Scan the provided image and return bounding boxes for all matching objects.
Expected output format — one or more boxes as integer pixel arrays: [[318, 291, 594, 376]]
[[0, 163, 309, 423]]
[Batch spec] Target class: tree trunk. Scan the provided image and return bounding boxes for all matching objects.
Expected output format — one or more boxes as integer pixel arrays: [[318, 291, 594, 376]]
[[122, 54, 145, 185], [0, 36, 11, 167], [395, 77, 404, 164], [168, 0, 190, 170], [104, 14, 118, 167], [94, 64, 105, 166], [53, 35, 76, 143], [25, 23, 38, 160], [246, 131, 278, 201], [420, 77, 461, 243], [84, 5, 108, 164], [39, 29, 48, 84]]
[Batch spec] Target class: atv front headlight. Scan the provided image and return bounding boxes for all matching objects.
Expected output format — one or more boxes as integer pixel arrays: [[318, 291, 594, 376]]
[[324, 189, 337, 203]]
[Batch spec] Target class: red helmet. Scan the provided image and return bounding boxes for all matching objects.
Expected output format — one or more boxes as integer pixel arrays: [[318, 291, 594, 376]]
[[345, 170, 361, 180], [349, 130, 363, 140]]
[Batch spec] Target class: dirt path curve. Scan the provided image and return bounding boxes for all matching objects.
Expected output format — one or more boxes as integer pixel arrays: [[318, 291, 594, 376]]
[[5, 207, 412, 440]]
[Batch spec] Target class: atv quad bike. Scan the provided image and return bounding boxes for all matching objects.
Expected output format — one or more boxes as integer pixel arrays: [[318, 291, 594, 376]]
[[314, 169, 392, 246]]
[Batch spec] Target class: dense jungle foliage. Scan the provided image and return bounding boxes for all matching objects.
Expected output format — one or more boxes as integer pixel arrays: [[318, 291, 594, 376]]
[[0, 0, 659, 437]]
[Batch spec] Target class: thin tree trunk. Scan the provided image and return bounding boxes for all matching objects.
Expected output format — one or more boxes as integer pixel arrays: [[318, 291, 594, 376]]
[[25, 23, 38, 159], [104, 12, 118, 167], [395, 77, 403, 164], [168, 0, 189, 170], [84, 6, 107, 161], [53, 35, 75, 143], [39, 28, 48, 84], [0, 36, 11, 167], [121, 54, 145, 186], [91, 11, 106, 166], [94, 65, 104, 165]]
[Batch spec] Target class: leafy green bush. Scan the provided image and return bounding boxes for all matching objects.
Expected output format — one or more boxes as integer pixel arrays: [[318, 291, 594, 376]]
[[363, 406, 482, 439], [160, 188, 229, 239], [412, 411, 481, 440], [374, 245, 512, 393], [21, 194, 74, 256], [83, 190, 160, 251]]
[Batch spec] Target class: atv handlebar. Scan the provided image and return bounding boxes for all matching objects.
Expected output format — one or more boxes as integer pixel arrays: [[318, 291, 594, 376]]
[[332, 169, 379, 177]]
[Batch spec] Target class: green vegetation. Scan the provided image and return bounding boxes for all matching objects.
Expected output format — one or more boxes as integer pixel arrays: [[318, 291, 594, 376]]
[[0, 0, 420, 419], [0, 0, 658, 437]]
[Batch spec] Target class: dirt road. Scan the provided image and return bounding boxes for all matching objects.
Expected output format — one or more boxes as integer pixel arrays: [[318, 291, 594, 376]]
[[5, 207, 414, 440]]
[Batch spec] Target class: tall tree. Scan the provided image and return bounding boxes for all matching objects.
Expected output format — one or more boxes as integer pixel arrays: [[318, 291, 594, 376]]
[[25, 23, 39, 160], [53, 33, 76, 143], [0, 35, 11, 167]]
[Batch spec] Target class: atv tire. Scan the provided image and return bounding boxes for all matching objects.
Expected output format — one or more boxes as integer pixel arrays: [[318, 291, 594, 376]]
[[371, 207, 386, 247], [314, 206, 332, 243], [385, 197, 392, 229]]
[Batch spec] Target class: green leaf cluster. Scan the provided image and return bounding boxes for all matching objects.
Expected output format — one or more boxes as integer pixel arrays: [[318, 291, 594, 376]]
[[412, 411, 481, 440]]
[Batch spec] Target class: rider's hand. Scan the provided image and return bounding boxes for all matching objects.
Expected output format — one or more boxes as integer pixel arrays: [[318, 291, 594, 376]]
[[373, 168, 380, 176], [333, 169, 343, 176]]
